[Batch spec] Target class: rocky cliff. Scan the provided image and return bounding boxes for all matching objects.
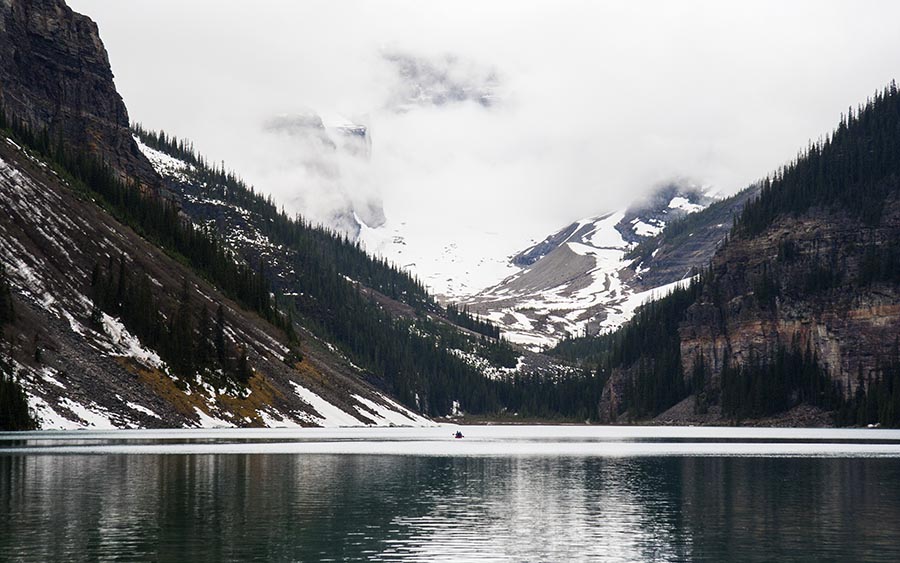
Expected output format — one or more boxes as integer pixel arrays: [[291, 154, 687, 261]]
[[679, 198, 900, 397], [0, 0, 157, 185], [596, 86, 900, 426]]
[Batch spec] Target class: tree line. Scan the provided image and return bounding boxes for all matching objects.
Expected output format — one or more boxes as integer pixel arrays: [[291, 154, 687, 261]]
[[446, 304, 501, 339], [0, 265, 34, 430], [738, 81, 900, 237], [90, 257, 254, 387], [551, 81, 900, 426]]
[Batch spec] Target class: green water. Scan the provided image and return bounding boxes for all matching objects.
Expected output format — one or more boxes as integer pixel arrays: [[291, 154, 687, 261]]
[[1, 451, 899, 562]]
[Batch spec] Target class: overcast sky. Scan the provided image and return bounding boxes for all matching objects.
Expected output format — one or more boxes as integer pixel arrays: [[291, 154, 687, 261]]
[[69, 0, 900, 262]]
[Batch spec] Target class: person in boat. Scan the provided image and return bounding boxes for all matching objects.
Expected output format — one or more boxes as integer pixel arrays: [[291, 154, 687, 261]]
[[454, 430, 464, 439]]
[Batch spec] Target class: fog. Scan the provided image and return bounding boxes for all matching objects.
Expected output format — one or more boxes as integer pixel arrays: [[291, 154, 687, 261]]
[[69, 0, 900, 282]]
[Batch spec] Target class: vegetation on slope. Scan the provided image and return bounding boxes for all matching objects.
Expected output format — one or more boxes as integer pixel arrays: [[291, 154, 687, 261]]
[[90, 258, 254, 387], [553, 83, 900, 425], [0, 265, 35, 430], [138, 126, 609, 420], [1, 104, 286, 332], [737, 81, 900, 236]]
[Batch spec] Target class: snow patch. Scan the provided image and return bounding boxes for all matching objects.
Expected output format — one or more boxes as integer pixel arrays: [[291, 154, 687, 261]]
[[101, 313, 165, 369], [127, 402, 161, 419], [352, 394, 416, 426], [599, 276, 698, 332], [258, 409, 305, 428], [134, 136, 194, 182], [192, 407, 236, 429], [632, 219, 664, 237], [668, 196, 705, 213], [28, 394, 81, 430], [290, 381, 366, 427], [40, 367, 65, 389], [57, 398, 118, 429]]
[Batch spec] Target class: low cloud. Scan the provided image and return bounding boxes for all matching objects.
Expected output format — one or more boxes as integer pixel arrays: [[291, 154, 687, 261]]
[[382, 48, 500, 111], [71, 0, 900, 253]]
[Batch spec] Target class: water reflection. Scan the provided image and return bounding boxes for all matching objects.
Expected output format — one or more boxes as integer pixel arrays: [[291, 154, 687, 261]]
[[1, 454, 899, 562]]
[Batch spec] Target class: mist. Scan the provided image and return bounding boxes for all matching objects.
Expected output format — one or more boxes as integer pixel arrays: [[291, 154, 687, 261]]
[[69, 0, 900, 284]]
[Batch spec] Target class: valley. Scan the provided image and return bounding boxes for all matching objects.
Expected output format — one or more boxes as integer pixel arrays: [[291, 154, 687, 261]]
[[1, 0, 899, 431]]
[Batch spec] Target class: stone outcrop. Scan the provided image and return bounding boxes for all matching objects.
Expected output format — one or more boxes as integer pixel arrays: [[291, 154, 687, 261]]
[[599, 195, 900, 423], [679, 198, 900, 396], [0, 0, 158, 185]]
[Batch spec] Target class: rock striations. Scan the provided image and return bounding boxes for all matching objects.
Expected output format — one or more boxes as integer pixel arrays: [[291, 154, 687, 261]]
[[0, 0, 157, 186]]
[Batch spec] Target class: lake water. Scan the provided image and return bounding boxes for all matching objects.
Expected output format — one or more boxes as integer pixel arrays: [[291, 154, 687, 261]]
[[2, 426, 900, 562]]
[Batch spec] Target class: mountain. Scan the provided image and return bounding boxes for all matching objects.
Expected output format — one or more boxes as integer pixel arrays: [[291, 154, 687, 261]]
[[7, 0, 898, 430], [0, 0, 157, 186], [1, 0, 592, 430], [129, 126, 580, 415], [459, 183, 743, 349], [0, 0, 465, 429], [562, 85, 900, 427], [0, 137, 430, 429]]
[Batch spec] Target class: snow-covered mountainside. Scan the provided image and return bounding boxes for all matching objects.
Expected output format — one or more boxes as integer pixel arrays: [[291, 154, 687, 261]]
[[458, 184, 721, 350], [133, 128, 581, 414], [0, 134, 432, 430], [358, 216, 523, 299]]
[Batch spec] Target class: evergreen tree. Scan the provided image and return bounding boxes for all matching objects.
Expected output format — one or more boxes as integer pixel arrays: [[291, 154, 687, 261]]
[[236, 347, 251, 385], [197, 305, 212, 371], [0, 270, 34, 430], [169, 279, 195, 377], [215, 303, 227, 368], [0, 265, 13, 326]]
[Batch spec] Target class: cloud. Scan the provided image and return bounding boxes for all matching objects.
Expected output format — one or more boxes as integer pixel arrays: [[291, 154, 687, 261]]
[[70, 0, 900, 260], [381, 48, 500, 111]]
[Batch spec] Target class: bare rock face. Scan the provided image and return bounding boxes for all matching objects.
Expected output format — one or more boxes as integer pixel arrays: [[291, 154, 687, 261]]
[[0, 0, 158, 185], [679, 198, 900, 397], [597, 192, 900, 424]]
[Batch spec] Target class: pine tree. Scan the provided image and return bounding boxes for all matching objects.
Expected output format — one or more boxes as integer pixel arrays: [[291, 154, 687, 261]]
[[215, 303, 227, 368], [0, 274, 33, 430], [236, 347, 251, 385], [0, 265, 13, 326], [170, 279, 195, 377], [197, 305, 212, 372]]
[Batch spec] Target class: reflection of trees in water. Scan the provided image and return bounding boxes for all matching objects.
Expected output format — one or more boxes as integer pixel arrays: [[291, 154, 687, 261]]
[[2, 455, 900, 561], [677, 458, 900, 562], [0, 454, 476, 562]]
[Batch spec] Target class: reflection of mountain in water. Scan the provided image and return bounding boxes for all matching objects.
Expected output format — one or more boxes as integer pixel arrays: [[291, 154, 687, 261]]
[[3, 452, 899, 561]]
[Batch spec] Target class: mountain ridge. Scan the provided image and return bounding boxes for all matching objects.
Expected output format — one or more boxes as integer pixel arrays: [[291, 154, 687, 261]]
[[581, 86, 900, 426], [462, 183, 727, 348]]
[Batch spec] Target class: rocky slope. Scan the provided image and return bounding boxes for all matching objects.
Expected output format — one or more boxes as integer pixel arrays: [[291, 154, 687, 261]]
[[600, 198, 900, 424], [0, 138, 428, 429], [461, 184, 730, 349], [678, 201, 900, 398], [595, 88, 900, 426], [0, 0, 433, 429]]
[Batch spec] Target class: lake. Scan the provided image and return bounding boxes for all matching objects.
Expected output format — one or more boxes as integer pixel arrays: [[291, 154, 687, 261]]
[[1, 426, 899, 562]]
